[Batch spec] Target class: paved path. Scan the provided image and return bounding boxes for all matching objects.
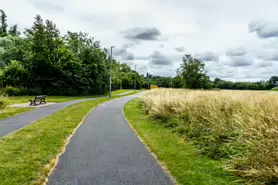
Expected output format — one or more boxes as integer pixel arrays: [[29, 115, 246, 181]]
[[48, 94, 173, 185], [116, 91, 133, 96], [0, 98, 103, 138]]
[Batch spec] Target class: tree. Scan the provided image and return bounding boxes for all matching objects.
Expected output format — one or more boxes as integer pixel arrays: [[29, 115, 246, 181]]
[[0, 60, 28, 87], [0, 35, 25, 67], [9, 24, 21, 36], [0, 10, 8, 37], [179, 54, 210, 89]]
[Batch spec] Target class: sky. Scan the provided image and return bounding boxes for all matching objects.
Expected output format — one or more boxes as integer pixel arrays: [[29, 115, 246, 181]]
[[1, 0, 278, 81]]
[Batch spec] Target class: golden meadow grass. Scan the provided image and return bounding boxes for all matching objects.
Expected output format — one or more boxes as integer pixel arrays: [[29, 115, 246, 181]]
[[140, 89, 278, 184]]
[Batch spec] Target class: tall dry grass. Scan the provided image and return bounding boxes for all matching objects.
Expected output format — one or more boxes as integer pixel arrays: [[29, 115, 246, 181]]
[[0, 94, 9, 110], [140, 89, 278, 184]]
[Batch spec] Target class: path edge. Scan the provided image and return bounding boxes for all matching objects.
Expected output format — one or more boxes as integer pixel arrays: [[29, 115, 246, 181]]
[[43, 95, 130, 184], [2, 110, 57, 138], [122, 97, 177, 185], [43, 104, 98, 185]]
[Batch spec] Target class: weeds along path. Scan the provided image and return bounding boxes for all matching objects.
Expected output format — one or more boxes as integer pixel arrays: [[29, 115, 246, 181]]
[[0, 98, 105, 138], [48, 93, 173, 185]]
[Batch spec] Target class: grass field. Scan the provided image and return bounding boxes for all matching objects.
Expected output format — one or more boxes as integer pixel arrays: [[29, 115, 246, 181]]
[[112, 89, 134, 95], [124, 99, 243, 185], [128, 89, 278, 185], [0, 92, 138, 185], [0, 107, 34, 120]]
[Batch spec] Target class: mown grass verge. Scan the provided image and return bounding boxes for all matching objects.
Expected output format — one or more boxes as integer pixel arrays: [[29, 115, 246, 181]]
[[112, 89, 134, 95], [124, 99, 244, 185], [0, 95, 35, 121], [0, 107, 35, 120], [0, 93, 138, 185]]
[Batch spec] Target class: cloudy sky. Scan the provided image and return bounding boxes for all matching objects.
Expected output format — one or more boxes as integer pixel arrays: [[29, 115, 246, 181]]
[[2, 0, 278, 81]]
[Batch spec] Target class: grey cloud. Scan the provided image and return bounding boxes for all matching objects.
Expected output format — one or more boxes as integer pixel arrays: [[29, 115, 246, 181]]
[[226, 48, 247, 56], [123, 27, 161, 41], [258, 52, 278, 61], [249, 21, 278, 38], [150, 51, 172, 65], [134, 56, 149, 60], [195, 51, 219, 61], [175, 47, 185, 52], [123, 52, 134, 60], [113, 45, 134, 60], [227, 56, 254, 67], [31, 0, 64, 12], [113, 48, 125, 56], [208, 71, 235, 79], [258, 61, 272, 67], [122, 42, 136, 48]]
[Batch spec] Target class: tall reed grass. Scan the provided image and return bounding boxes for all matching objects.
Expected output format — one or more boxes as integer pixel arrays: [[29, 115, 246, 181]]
[[0, 94, 9, 110], [140, 89, 278, 184]]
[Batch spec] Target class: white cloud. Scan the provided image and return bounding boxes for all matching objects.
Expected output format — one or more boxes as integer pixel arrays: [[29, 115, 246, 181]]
[[1, 0, 278, 81]]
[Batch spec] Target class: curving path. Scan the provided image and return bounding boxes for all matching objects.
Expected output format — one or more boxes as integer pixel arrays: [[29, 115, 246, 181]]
[[0, 97, 104, 138], [48, 94, 173, 185]]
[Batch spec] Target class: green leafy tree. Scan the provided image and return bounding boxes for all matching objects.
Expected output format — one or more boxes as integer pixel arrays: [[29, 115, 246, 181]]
[[0, 60, 28, 87], [0, 35, 25, 67], [0, 10, 8, 37], [9, 24, 21, 36], [179, 54, 210, 89], [24, 15, 67, 93]]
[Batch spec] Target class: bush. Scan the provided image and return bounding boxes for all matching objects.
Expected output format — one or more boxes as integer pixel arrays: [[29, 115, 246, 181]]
[[1, 86, 43, 96], [4, 86, 21, 96], [140, 89, 278, 184], [271, 87, 278, 91]]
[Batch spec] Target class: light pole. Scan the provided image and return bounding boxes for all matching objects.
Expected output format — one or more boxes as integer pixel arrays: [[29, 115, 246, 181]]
[[147, 73, 150, 90], [109, 46, 114, 98], [134, 64, 137, 92]]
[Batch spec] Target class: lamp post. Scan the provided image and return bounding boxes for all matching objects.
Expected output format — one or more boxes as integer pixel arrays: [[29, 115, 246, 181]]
[[134, 64, 137, 92], [110, 46, 114, 98]]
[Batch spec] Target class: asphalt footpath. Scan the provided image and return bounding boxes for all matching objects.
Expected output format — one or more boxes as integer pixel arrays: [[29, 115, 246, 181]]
[[0, 98, 101, 138], [48, 94, 173, 185]]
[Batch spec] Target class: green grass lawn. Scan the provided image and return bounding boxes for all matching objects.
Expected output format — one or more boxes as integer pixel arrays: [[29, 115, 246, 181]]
[[0, 107, 35, 120], [112, 89, 134, 95], [0, 92, 139, 185], [124, 99, 245, 185]]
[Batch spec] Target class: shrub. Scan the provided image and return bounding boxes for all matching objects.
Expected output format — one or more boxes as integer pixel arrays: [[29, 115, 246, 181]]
[[1, 86, 43, 96], [140, 89, 278, 184], [271, 87, 278, 91], [4, 86, 21, 96]]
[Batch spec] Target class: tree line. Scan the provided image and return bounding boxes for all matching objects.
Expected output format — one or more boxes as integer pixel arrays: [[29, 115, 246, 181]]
[[173, 54, 278, 90], [0, 10, 147, 95]]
